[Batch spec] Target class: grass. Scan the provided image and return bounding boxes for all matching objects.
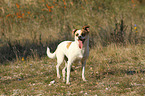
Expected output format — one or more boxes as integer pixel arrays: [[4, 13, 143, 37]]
[[0, 44, 145, 95], [0, 0, 145, 95]]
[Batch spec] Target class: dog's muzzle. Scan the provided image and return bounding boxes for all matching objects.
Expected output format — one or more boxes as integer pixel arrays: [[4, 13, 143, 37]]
[[78, 36, 86, 49], [78, 36, 85, 43]]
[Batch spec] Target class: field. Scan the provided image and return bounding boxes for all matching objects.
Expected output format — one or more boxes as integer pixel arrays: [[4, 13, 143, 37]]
[[0, 0, 145, 95]]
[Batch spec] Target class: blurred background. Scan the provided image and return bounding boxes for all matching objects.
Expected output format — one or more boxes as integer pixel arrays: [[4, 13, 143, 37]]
[[0, 0, 145, 63]]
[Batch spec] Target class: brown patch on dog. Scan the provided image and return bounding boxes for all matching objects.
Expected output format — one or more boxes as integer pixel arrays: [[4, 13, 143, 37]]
[[83, 25, 90, 32], [67, 42, 72, 49], [82, 25, 90, 34], [81, 29, 89, 36], [80, 26, 89, 36], [72, 29, 78, 35]]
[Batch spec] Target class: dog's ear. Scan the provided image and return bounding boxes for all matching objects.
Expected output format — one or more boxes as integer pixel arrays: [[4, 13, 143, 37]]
[[83, 25, 90, 32], [72, 29, 78, 35]]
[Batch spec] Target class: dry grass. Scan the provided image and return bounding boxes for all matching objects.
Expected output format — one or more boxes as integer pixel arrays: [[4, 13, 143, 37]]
[[0, 0, 145, 95], [0, 44, 145, 95]]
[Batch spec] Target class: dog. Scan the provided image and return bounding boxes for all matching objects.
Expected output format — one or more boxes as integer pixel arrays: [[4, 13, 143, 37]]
[[46, 25, 90, 84]]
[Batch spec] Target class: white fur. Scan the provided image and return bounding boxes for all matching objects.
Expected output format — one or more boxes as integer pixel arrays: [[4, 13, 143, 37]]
[[47, 26, 90, 84]]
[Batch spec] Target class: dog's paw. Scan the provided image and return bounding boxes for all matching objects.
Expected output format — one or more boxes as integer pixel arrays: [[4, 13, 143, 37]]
[[57, 76, 61, 79], [66, 82, 71, 85], [63, 78, 65, 82], [83, 79, 88, 82]]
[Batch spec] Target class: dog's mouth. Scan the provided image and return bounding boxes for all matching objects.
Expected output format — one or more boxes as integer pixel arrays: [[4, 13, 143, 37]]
[[78, 39, 85, 49]]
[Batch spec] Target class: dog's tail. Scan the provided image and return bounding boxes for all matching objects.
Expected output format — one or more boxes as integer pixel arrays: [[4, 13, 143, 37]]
[[46, 47, 56, 59]]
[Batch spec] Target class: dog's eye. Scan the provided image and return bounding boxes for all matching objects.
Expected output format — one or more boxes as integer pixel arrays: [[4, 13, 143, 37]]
[[82, 33, 86, 37], [76, 33, 79, 36]]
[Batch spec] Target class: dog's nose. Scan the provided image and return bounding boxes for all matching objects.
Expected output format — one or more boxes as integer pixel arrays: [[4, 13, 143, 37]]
[[78, 36, 81, 40]]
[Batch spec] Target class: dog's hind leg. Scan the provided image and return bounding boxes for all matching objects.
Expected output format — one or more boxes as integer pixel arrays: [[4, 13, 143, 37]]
[[62, 60, 67, 82], [56, 54, 64, 79], [62, 56, 68, 82]]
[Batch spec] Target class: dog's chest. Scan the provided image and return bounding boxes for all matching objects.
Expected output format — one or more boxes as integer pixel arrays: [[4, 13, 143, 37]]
[[64, 41, 89, 62], [77, 49, 85, 58], [72, 48, 87, 60]]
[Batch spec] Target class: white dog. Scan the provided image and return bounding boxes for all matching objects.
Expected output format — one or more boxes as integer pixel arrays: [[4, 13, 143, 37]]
[[47, 25, 90, 84]]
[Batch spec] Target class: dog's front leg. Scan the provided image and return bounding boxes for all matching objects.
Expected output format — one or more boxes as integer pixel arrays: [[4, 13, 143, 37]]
[[82, 60, 87, 81], [66, 61, 72, 84]]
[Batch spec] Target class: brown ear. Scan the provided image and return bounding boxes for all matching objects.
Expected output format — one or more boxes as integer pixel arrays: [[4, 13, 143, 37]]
[[83, 25, 90, 32], [72, 29, 78, 35]]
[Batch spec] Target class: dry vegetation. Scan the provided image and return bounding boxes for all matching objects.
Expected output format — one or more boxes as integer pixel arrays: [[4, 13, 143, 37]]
[[0, 0, 145, 95]]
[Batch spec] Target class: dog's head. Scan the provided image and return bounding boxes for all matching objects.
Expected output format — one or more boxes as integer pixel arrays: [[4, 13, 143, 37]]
[[72, 25, 90, 49]]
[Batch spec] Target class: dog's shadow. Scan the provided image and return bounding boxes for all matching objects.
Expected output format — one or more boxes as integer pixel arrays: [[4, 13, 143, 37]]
[[0, 39, 62, 64]]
